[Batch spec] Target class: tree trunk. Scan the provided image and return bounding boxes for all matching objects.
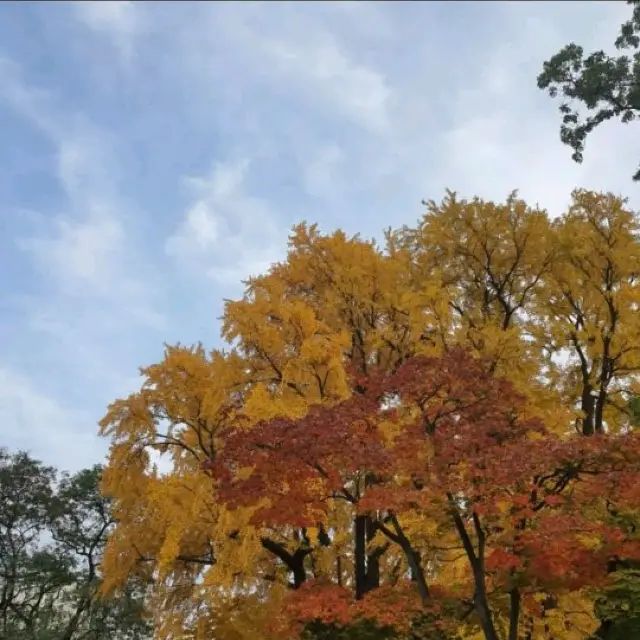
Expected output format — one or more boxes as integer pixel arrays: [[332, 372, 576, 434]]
[[354, 514, 367, 599], [581, 386, 596, 436], [508, 588, 520, 640], [364, 515, 383, 594], [473, 567, 500, 640]]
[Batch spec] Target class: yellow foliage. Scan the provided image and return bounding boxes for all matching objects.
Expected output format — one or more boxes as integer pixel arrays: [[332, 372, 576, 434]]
[[534, 190, 640, 435], [394, 192, 570, 433], [98, 193, 640, 639], [527, 591, 598, 640]]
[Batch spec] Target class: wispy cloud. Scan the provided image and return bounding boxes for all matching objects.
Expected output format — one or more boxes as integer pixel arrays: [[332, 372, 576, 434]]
[[2, 67, 163, 324], [0, 51, 165, 468], [303, 143, 346, 199], [72, 1, 141, 66], [166, 158, 286, 285], [251, 30, 392, 133]]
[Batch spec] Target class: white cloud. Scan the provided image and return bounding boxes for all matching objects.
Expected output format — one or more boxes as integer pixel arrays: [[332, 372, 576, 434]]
[[182, 202, 221, 250], [0, 367, 103, 473], [20, 213, 124, 297], [166, 159, 287, 285], [193, 6, 393, 135], [72, 1, 140, 64], [0, 58, 161, 316], [0, 56, 57, 137], [0, 54, 165, 471], [262, 35, 392, 133]]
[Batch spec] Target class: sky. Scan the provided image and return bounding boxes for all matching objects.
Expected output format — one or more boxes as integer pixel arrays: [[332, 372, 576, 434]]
[[1, 1, 638, 473]]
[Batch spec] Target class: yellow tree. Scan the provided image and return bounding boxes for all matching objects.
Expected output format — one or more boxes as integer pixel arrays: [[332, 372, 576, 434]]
[[534, 190, 640, 436], [99, 345, 283, 638], [222, 223, 451, 600], [388, 190, 633, 637], [392, 191, 567, 433], [222, 223, 451, 389], [528, 190, 640, 639], [98, 192, 640, 639], [99, 224, 451, 637]]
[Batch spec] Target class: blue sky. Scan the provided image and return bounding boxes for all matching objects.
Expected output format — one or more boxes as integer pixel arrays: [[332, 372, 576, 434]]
[[1, 1, 637, 472]]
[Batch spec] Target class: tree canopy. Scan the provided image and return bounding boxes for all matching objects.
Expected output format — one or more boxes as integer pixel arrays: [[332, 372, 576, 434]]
[[97, 189, 640, 639]]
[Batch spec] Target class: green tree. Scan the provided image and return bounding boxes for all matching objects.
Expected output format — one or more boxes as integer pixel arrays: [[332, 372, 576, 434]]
[[0, 449, 150, 640], [537, 0, 640, 180]]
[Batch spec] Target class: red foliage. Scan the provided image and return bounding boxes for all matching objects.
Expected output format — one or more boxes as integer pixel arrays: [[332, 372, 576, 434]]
[[209, 348, 640, 636], [281, 581, 352, 633], [275, 579, 447, 636], [211, 387, 389, 527]]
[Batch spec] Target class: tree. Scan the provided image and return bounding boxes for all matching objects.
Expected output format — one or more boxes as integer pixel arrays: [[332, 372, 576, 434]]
[[211, 349, 640, 640], [98, 190, 640, 639], [0, 449, 150, 640], [533, 190, 640, 437], [0, 449, 58, 639], [537, 0, 640, 180], [99, 225, 452, 638], [394, 190, 566, 433]]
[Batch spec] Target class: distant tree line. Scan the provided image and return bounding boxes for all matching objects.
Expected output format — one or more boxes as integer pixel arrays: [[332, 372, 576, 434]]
[[0, 448, 151, 640]]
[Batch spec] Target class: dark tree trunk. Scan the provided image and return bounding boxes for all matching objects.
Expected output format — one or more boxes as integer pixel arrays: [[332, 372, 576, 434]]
[[581, 387, 596, 436], [354, 514, 385, 599], [354, 514, 367, 599]]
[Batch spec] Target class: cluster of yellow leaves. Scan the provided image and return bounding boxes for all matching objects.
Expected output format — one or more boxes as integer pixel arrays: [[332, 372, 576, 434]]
[[534, 191, 640, 435], [98, 189, 640, 639]]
